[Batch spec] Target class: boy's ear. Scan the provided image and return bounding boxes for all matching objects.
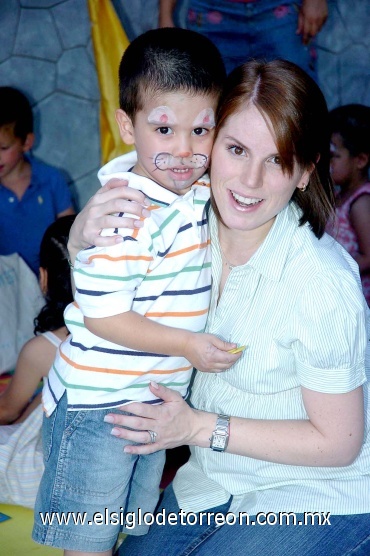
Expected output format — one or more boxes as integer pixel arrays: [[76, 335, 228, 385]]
[[22, 132, 35, 153], [115, 109, 135, 145]]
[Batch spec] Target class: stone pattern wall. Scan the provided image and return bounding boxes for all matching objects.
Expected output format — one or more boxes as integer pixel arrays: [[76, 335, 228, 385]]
[[1, 0, 369, 210]]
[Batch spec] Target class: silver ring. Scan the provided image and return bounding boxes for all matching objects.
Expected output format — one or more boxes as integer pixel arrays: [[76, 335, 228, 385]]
[[148, 430, 157, 444]]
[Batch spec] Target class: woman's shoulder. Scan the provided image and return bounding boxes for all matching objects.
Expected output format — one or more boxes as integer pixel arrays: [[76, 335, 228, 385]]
[[289, 223, 361, 290]]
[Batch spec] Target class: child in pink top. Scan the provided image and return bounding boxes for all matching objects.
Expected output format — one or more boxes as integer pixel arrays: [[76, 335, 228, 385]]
[[327, 104, 370, 306]]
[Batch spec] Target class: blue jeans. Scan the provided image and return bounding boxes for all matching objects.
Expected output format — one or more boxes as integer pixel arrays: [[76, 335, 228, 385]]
[[33, 392, 165, 552], [119, 484, 370, 555], [184, 0, 317, 78]]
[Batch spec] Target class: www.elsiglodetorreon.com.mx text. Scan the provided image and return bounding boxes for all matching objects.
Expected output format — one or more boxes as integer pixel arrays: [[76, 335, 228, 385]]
[[39, 509, 331, 529]]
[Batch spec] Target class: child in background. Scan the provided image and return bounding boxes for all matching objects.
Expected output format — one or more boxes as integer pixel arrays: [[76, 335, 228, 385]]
[[327, 104, 370, 306], [0, 215, 74, 508], [33, 28, 241, 556], [0, 86, 75, 275]]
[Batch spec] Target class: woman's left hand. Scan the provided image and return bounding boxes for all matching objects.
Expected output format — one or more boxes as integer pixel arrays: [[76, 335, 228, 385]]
[[104, 381, 200, 454]]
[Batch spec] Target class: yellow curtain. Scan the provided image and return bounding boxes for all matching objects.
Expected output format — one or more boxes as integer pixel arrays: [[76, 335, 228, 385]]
[[87, 0, 133, 164]]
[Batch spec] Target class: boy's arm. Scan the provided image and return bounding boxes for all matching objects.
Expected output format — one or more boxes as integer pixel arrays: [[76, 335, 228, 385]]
[[85, 312, 240, 373]]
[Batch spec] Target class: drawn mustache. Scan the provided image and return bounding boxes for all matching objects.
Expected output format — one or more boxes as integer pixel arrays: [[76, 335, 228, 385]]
[[154, 153, 208, 170]]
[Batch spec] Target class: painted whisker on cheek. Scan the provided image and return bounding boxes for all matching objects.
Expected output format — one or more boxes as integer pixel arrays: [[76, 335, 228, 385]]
[[154, 152, 208, 171]]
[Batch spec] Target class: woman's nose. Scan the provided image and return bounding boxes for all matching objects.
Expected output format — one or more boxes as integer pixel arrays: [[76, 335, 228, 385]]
[[240, 160, 262, 189]]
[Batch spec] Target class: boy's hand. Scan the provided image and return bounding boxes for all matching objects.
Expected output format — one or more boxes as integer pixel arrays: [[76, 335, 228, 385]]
[[183, 333, 244, 373]]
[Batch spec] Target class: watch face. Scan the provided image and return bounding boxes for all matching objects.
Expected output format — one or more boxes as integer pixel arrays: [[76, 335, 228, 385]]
[[213, 434, 226, 449]]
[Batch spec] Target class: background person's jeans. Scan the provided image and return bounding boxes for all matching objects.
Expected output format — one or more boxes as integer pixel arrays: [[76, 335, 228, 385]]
[[186, 0, 316, 78], [119, 484, 370, 555]]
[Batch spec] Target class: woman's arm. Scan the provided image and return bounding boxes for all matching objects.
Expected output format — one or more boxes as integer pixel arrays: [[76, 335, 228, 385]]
[[106, 381, 364, 467], [67, 179, 151, 264]]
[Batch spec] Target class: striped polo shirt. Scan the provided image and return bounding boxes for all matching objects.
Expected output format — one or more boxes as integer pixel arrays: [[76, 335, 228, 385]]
[[174, 204, 370, 516], [43, 152, 211, 415]]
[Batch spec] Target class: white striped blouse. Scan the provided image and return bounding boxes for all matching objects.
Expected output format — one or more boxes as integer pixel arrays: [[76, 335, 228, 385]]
[[174, 203, 370, 516]]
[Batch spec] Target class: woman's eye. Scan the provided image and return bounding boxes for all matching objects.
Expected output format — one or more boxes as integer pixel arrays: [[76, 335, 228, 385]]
[[193, 127, 207, 136], [228, 145, 245, 156], [157, 127, 173, 135], [270, 155, 282, 165]]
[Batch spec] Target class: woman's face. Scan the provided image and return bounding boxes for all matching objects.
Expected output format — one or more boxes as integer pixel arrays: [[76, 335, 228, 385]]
[[211, 104, 311, 238]]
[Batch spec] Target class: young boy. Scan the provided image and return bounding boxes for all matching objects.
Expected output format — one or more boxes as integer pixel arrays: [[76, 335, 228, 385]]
[[0, 87, 75, 275], [33, 28, 239, 555]]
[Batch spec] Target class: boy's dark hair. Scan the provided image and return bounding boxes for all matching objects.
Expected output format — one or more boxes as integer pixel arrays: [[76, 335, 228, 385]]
[[119, 28, 226, 120], [329, 104, 370, 163], [34, 215, 75, 334], [0, 86, 33, 141]]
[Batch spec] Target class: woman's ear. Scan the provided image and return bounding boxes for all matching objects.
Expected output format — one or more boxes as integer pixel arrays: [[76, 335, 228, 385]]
[[115, 110, 135, 145], [298, 163, 315, 192], [39, 267, 48, 295]]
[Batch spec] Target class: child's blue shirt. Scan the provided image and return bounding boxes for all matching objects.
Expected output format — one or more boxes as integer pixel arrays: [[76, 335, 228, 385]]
[[0, 155, 72, 274]]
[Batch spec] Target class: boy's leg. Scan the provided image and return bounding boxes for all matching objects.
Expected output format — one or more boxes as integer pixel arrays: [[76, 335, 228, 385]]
[[33, 393, 151, 552]]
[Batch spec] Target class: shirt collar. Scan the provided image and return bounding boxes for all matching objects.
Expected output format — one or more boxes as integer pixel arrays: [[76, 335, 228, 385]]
[[98, 151, 197, 206], [211, 202, 301, 282]]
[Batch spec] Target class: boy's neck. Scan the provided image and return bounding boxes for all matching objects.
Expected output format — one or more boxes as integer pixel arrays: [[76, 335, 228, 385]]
[[2, 155, 32, 199]]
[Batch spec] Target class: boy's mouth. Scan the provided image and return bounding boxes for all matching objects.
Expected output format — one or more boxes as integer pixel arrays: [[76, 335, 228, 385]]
[[172, 167, 192, 173]]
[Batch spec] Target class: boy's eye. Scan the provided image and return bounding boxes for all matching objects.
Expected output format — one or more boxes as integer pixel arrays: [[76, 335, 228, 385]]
[[156, 127, 173, 135], [193, 127, 208, 136]]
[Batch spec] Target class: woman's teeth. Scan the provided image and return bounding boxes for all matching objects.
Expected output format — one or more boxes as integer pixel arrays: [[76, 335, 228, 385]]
[[232, 191, 263, 206]]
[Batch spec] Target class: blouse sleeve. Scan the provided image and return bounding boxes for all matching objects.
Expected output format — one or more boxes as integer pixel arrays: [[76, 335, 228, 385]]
[[291, 269, 368, 393]]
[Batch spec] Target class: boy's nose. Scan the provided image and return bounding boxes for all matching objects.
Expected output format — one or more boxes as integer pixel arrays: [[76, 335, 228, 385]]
[[173, 136, 192, 159], [176, 150, 192, 159]]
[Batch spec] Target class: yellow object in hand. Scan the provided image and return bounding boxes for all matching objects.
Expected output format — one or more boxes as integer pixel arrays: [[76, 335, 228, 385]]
[[228, 345, 247, 354]]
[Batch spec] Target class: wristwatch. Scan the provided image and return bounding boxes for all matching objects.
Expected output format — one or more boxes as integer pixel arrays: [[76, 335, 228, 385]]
[[210, 414, 230, 452]]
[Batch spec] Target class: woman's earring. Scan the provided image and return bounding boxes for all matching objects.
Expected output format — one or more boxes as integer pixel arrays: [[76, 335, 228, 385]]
[[300, 182, 308, 192]]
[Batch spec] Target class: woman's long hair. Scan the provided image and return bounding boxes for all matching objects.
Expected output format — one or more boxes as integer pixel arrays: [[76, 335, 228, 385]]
[[214, 59, 335, 238], [34, 215, 75, 334]]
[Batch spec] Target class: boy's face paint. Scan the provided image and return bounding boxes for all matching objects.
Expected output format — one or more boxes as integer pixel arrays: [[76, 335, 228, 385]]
[[147, 106, 178, 126], [192, 108, 216, 128], [130, 92, 217, 195]]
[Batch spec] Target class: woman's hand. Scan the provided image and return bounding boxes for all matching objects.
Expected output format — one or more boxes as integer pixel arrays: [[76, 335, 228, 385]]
[[104, 381, 213, 455], [68, 178, 151, 261]]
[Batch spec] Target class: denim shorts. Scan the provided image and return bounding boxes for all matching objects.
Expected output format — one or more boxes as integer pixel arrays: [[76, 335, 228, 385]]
[[32, 392, 165, 552]]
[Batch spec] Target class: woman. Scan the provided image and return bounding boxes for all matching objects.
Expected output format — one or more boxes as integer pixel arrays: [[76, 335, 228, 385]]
[[68, 60, 370, 555]]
